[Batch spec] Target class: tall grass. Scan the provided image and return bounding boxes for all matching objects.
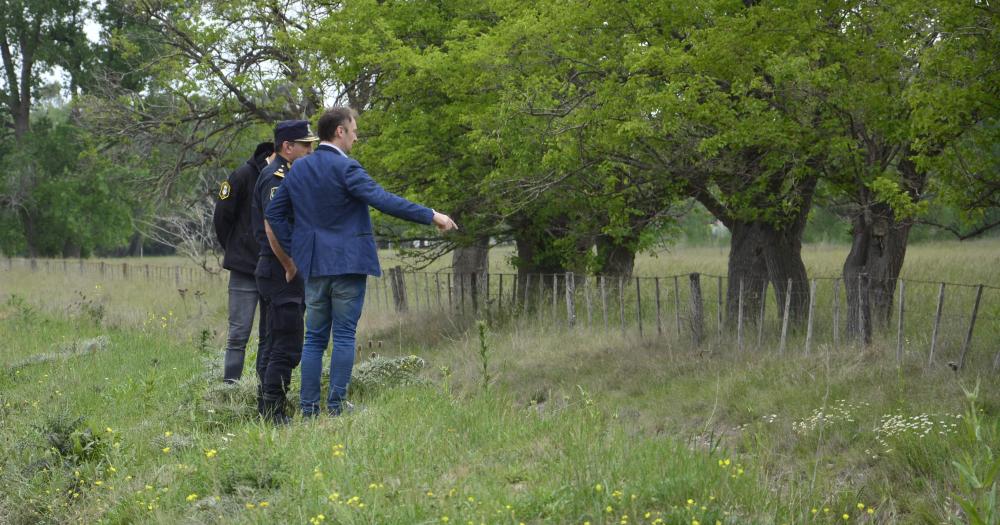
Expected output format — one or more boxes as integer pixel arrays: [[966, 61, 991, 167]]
[[1, 240, 998, 523]]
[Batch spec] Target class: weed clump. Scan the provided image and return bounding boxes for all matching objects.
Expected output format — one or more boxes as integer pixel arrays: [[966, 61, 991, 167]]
[[350, 354, 428, 399]]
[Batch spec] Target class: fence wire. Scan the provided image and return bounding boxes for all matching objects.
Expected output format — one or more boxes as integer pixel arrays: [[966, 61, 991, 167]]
[[4, 258, 998, 372]]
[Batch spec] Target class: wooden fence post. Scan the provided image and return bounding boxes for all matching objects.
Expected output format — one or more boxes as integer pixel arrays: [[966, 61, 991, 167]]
[[928, 283, 945, 366], [600, 276, 609, 330], [381, 276, 388, 309], [779, 278, 792, 354], [584, 276, 593, 327], [390, 266, 408, 312], [512, 273, 519, 314], [565, 272, 576, 327], [757, 280, 767, 350], [618, 276, 626, 334], [470, 273, 479, 315], [435, 273, 443, 309], [523, 274, 532, 313], [459, 272, 467, 315], [689, 273, 704, 347], [805, 279, 817, 355], [424, 273, 432, 311], [957, 285, 984, 371], [635, 277, 643, 338], [552, 274, 559, 322], [536, 275, 545, 325], [833, 278, 840, 349], [447, 273, 454, 311], [674, 275, 682, 336], [498, 273, 504, 314], [654, 277, 663, 337]]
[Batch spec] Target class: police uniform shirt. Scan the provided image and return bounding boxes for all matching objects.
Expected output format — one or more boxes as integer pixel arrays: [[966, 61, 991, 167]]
[[251, 156, 291, 274]]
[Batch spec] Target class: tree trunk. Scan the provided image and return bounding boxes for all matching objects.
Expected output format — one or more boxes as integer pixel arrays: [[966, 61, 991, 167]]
[[724, 221, 769, 329], [127, 230, 144, 257], [843, 203, 912, 339], [62, 239, 81, 259], [595, 233, 636, 278], [725, 220, 809, 329], [452, 237, 489, 276], [20, 208, 38, 258], [843, 152, 924, 341], [452, 237, 489, 303]]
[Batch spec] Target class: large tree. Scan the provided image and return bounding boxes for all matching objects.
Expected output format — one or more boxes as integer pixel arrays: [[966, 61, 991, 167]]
[[0, 0, 89, 139]]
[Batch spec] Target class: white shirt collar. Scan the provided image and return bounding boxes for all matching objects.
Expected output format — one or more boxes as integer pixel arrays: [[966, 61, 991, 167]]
[[321, 141, 347, 157]]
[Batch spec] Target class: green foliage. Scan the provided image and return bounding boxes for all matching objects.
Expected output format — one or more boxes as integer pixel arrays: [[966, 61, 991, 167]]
[[0, 114, 134, 256], [952, 382, 1000, 525], [40, 414, 112, 466]]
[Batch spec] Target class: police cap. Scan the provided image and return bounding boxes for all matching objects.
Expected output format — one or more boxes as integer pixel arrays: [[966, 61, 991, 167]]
[[274, 120, 319, 146]]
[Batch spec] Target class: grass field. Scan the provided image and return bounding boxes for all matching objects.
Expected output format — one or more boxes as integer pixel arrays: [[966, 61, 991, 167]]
[[1, 240, 999, 524]]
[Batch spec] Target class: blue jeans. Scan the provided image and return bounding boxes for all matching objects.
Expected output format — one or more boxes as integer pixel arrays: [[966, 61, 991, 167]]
[[299, 274, 367, 415]]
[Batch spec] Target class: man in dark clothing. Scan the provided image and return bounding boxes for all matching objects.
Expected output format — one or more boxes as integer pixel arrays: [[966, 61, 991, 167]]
[[214, 141, 275, 383], [251, 121, 316, 423]]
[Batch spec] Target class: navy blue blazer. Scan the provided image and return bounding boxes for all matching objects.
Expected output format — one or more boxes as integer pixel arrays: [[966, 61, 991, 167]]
[[265, 144, 433, 279]]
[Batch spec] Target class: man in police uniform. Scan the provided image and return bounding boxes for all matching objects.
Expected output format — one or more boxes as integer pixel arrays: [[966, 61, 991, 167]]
[[250, 120, 317, 423], [213, 141, 274, 383]]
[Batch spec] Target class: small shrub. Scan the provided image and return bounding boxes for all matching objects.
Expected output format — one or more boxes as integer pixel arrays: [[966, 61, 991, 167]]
[[37, 414, 111, 466]]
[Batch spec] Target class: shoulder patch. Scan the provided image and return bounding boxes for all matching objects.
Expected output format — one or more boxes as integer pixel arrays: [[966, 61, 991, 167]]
[[219, 181, 232, 200], [269, 187, 278, 200]]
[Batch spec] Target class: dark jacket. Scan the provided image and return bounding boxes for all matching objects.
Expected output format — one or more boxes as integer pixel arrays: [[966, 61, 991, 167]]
[[213, 142, 274, 275], [266, 144, 433, 279]]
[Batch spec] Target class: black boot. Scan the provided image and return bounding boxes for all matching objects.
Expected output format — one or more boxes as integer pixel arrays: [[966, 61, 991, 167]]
[[261, 395, 291, 425]]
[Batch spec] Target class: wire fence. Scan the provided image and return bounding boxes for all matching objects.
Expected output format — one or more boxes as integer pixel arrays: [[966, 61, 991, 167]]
[[4, 257, 998, 372], [2, 257, 221, 286]]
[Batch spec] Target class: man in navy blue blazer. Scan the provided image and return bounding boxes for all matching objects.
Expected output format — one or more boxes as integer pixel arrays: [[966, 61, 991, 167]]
[[266, 107, 457, 417]]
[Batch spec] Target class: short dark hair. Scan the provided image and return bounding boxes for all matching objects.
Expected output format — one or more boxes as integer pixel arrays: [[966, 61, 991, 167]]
[[317, 107, 358, 141]]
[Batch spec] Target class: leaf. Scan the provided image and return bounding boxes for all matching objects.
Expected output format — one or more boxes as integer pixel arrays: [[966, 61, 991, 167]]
[[953, 460, 983, 489]]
